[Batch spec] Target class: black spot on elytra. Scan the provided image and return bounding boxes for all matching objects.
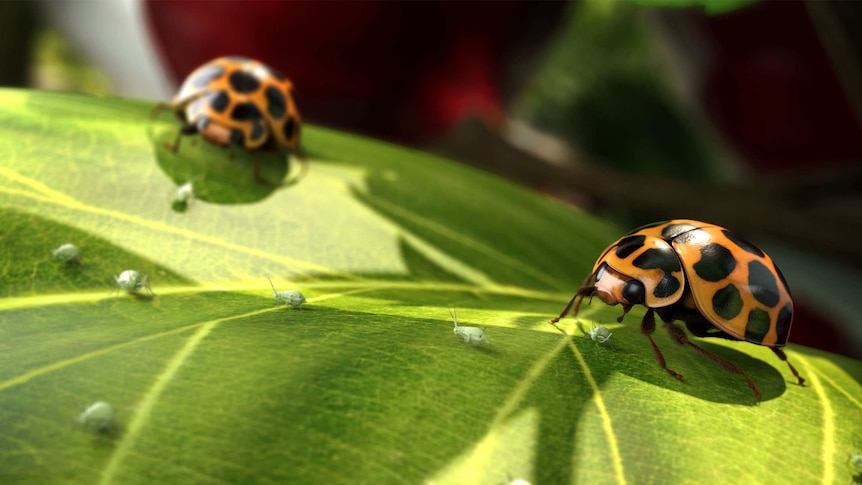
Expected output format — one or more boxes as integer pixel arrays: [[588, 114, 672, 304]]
[[653, 275, 681, 298], [693, 244, 736, 282], [774, 264, 793, 298], [748, 260, 780, 307], [712, 284, 743, 320], [775, 303, 792, 344], [674, 228, 712, 245], [229, 70, 261, 93], [614, 235, 646, 259], [744, 308, 771, 343], [250, 121, 265, 142], [190, 65, 225, 88], [265, 86, 286, 119], [230, 129, 245, 146], [632, 247, 682, 299], [283, 117, 297, 141], [633, 247, 681, 273], [662, 223, 700, 240], [722, 229, 765, 257], [231, 103, 263, 122], [208, 91, 229, 113]]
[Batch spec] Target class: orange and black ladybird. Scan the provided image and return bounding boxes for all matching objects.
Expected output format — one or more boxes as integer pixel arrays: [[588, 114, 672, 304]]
[[550, 219, 805, 402], [154, 56, 302, 179]]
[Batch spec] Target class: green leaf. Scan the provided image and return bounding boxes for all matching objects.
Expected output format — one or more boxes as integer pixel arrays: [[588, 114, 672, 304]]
[[1, 89, 861, 485]]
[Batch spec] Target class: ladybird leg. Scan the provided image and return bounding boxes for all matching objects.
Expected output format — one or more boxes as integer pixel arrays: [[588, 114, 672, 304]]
[[549, 285, 596, 324], [641, 309, 685, 382], [661, 318, 762, 402], [165, 124, 197, 153], [770, 347, 806, 386], [149, 101, 173, 121], [252, 160, 270, 185], [616, 304, 633, 323], [147, 102, 172, 143]]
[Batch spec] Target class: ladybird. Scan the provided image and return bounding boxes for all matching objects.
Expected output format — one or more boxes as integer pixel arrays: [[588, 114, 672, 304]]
[[154, 56, 302, 180], [550, 219, 805, 402]]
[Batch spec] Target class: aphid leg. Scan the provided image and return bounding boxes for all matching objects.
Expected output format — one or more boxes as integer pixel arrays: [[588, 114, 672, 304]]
[[549, 285, 596, 324], [662, 318, 761, 402], [641, 309, 685, 382], [770, 347, 805, 386]]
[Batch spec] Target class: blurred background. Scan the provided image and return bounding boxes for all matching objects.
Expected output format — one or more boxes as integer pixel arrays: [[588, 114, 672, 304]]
[[2, 0, 860, 358]]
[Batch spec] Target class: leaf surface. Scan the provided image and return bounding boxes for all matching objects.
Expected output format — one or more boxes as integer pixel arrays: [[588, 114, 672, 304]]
[[1, 89, 860, 485]]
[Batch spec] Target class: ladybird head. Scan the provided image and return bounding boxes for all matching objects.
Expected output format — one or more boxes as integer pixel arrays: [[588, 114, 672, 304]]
[[594, 263, 645, 307]]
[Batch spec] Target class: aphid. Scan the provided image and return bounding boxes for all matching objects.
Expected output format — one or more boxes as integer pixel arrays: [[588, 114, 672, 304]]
[[268, 278, 306, 308], [852, 451, 862, 483], [153, 56, 303, 182], [499, 474, 531, 485], [114, 270, 153, 295], [52, 243, 80, 263], [171, 181, 194, 212], [77, 401, 115, 433], [584, 322, 613, 344], [551, 219, 804, 402], [450, 308, 489, 345]]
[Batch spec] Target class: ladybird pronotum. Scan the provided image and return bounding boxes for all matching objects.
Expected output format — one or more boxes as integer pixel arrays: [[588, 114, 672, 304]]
[[551, 219, 805, 402]]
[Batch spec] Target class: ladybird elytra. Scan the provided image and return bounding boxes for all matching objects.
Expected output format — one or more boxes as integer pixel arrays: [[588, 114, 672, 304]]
[[150, 56, 307, 185], [551, 219, 804, 402]]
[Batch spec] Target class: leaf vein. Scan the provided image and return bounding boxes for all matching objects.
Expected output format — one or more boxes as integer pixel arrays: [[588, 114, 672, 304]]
[[553, 319, 627, 485], [797, 354, 835, 485]]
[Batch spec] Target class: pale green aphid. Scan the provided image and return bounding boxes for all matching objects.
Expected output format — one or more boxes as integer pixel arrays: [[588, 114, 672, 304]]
[[498, 474, 531, 485], [450, 308, 489, 345], [114, 270, 153, 295], [77, 401, 115, 432], [52, 243, 80, 263], [584, 322, 612, 344], [171, 181, 194, 212], [268, 278, 307, 308]]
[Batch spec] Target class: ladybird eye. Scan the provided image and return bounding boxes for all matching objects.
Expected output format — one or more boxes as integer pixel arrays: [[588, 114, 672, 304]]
[[622, 279, 645, 305]]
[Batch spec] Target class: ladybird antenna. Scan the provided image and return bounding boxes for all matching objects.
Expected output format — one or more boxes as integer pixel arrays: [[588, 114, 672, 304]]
[[448, 307, 458, 327], [267, 277, 278, 296]]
